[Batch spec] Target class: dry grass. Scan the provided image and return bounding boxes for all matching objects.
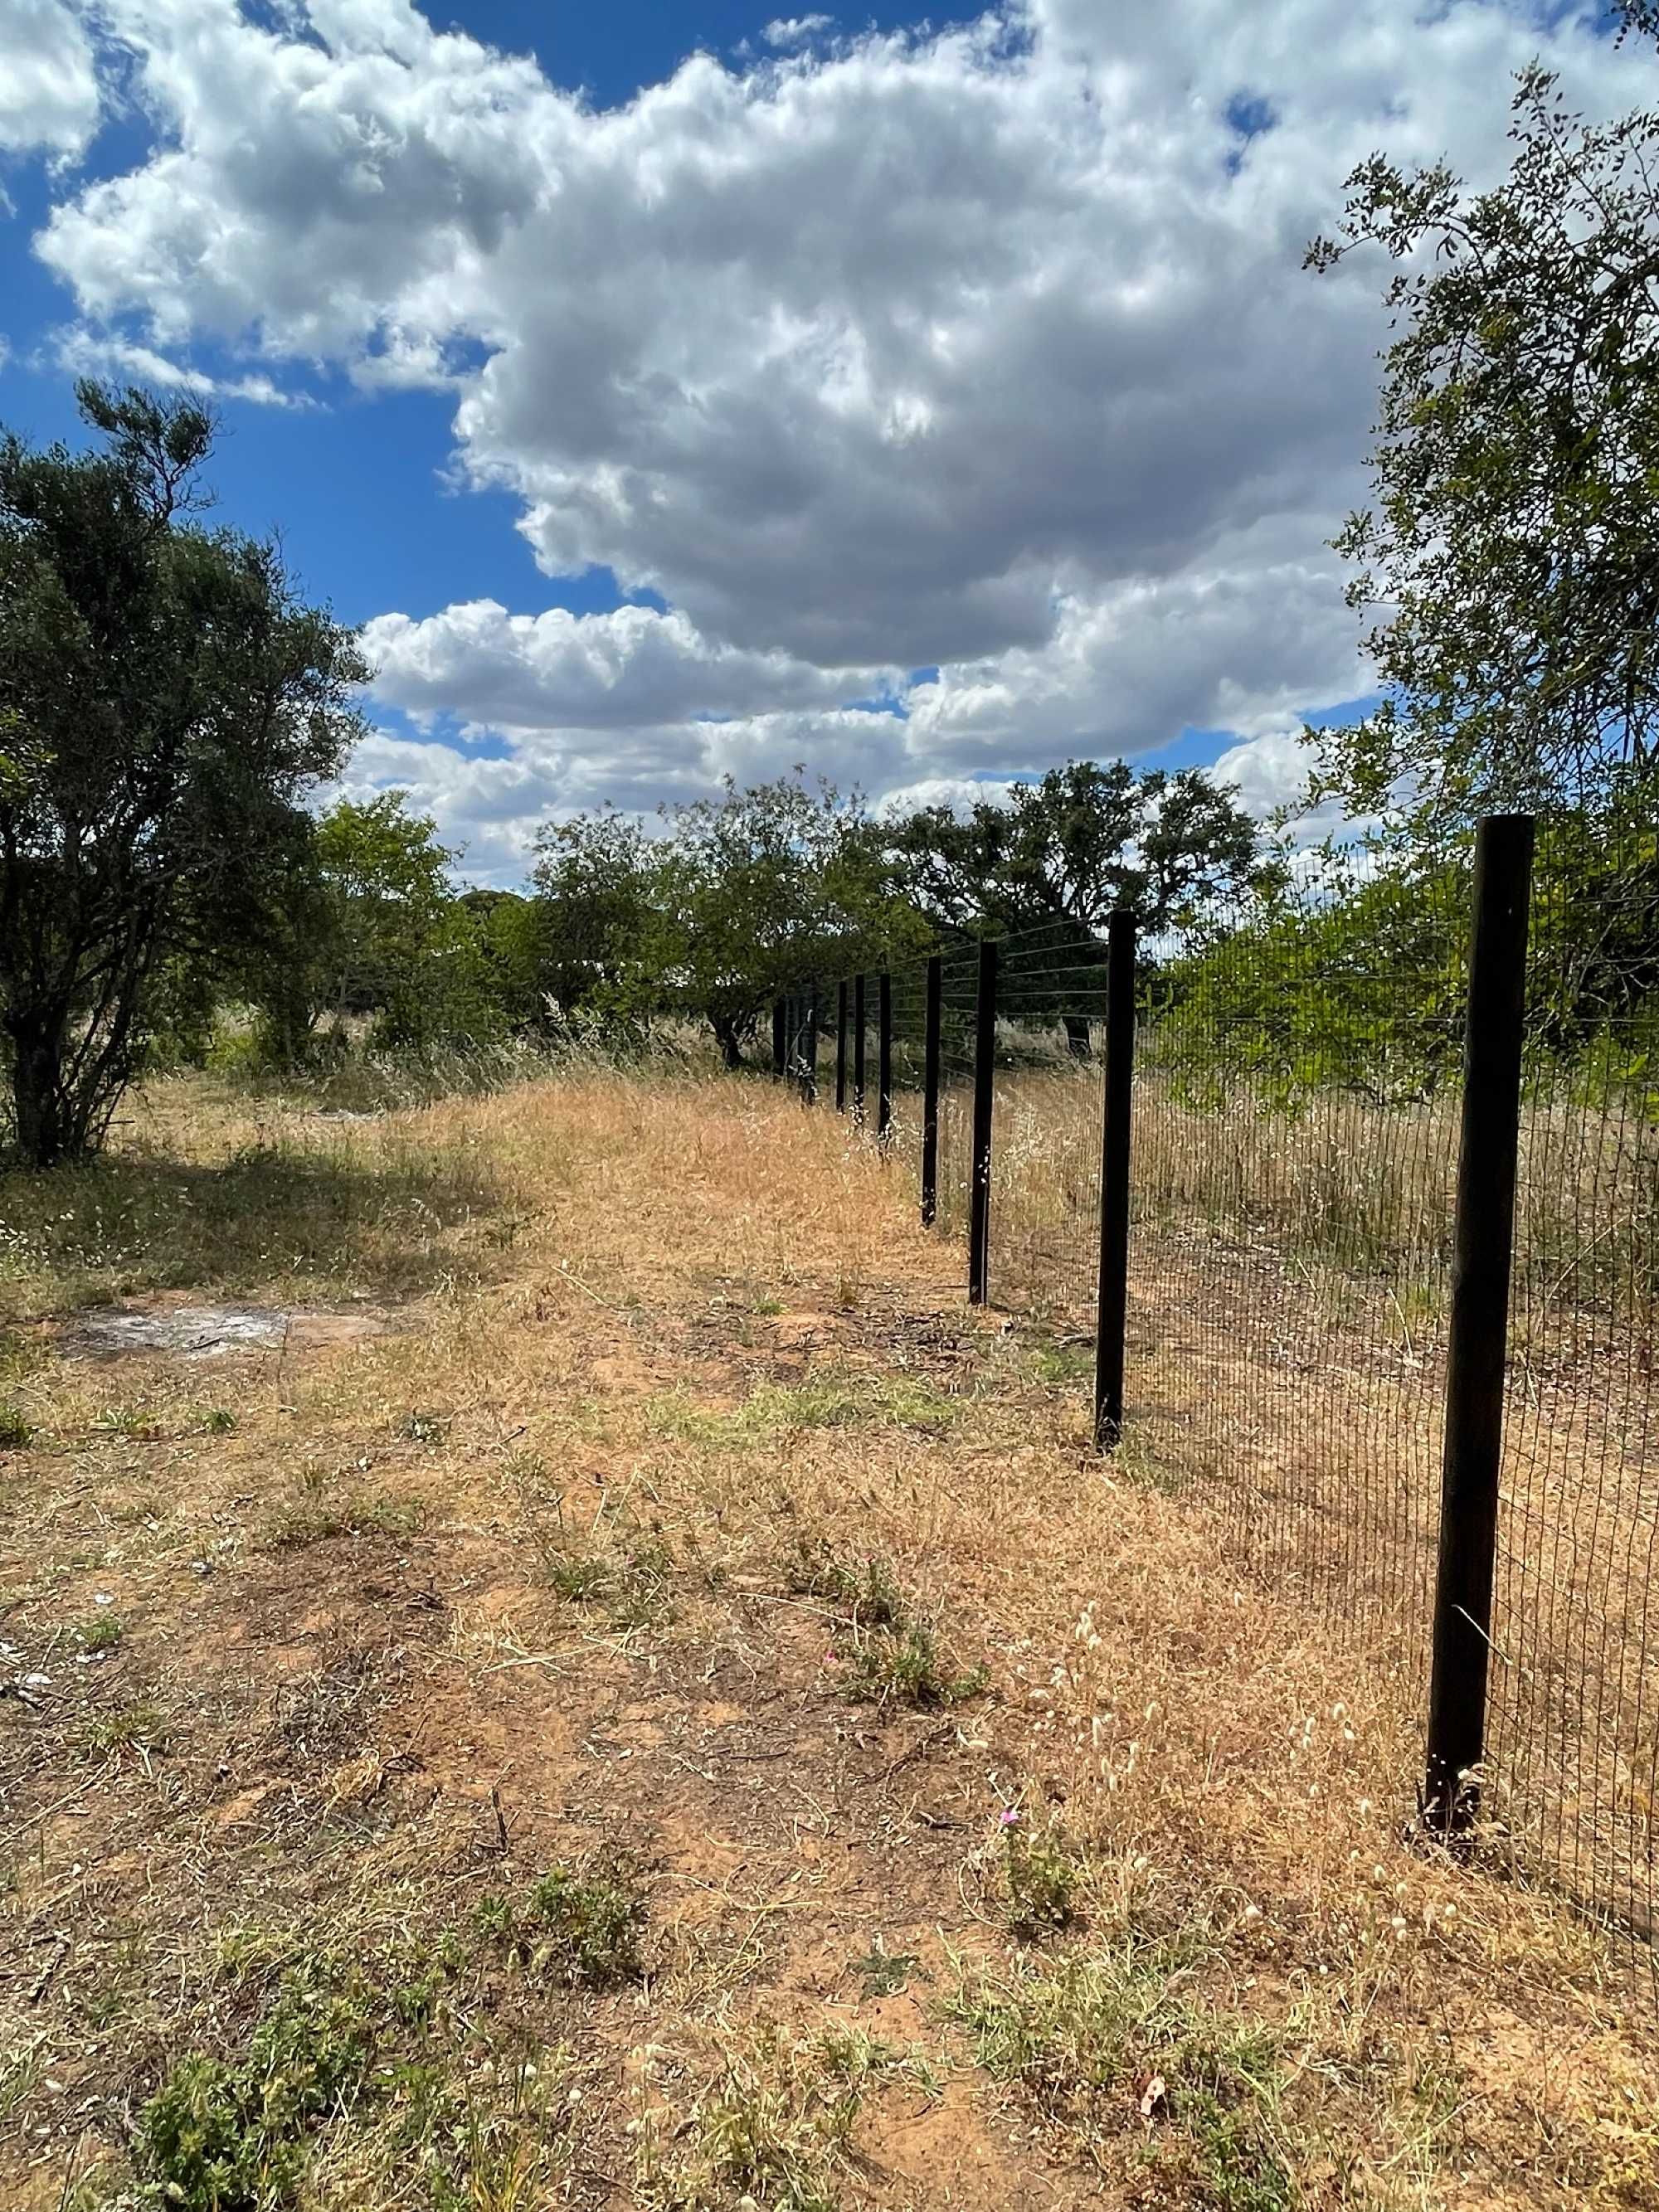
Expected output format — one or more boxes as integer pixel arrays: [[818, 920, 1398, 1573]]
[[936, 1049, 1659, 1968], [0, 1063, 1656, 2210]]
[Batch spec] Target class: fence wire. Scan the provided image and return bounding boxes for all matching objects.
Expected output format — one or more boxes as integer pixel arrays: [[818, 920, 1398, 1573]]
[[985, 922, 1109, 1320], [805, 824, 1658, 1980], [1132, 864, 1472, 1691], [1486, 821, 1659, 1964]]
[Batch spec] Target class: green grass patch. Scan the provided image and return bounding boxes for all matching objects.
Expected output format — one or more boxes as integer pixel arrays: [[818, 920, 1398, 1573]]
[[543, 1534, 675, 1627], [786, 1534, 905, 1628], [951, 1930, 1296, 2209], [473, 1858, 647, 1991], [635, 2027, 936, 2210], [836, 1622, 988, 1710], [852, 1941, 924, 2000], [260, 1491, 424, 1550], [648, 1370, 956, 1448], [1003, 1811, 1083, 1941], [133, 1932, 581, 2212], [75, 1699, 170, 1762], [1028, 1339, 1097, 1391]]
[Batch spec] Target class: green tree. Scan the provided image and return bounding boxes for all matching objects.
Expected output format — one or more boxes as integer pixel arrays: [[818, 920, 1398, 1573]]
[[1306, 19, 1659, 830], [307, 792, 486, 1048], [888, 761, 1264, 1049], [650, 775, 922, 1066], [530, 776, 920, 1065], [243, 806, 532, 1065], [460, 887, 552, 1034], [0, 383, 367, 1164], [530, 807, 661, 1030], [889, 761, 1262, 932], [1154, 851, 1467, 1111]]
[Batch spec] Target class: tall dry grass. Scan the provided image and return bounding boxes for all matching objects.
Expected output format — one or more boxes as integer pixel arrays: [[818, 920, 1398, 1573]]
[[927, 1039, 1659, 1978]]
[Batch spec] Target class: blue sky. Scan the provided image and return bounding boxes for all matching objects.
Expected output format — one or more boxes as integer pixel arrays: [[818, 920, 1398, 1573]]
[[2, 0, 1648, 880], [2, 5, 904, 625]]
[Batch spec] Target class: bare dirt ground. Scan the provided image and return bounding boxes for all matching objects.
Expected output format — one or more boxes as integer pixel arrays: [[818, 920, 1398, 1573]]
[[1, 1069, 1657, 2209]]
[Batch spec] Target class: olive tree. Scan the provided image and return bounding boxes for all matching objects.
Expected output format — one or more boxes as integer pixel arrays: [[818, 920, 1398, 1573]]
[[0, 384, 368, 1164]]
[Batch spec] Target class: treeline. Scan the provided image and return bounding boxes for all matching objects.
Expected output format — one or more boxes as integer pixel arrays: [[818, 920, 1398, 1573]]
[[0, 382, 1270, 1166], [1153, 794, 1659, 1115], [217, 753, 1270, 1073]]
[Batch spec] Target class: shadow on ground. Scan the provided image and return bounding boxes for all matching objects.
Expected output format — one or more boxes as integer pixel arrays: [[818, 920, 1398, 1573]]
[[0, 1138, 511, 1325]]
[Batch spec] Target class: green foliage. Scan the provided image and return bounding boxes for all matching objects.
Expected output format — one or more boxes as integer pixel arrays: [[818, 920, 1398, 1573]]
[[786, 1535, 905, 1628], [473, 1859, 646, 1989], [544, 1552, 612, 1602], [544, 1534, 675, 1626], [1307, 46, 1659, 831], [1003, 1812, 1082, 1941], [260, 1490, 424, 1549], [837, 1622, 988, 1709], [1153, 807, 1659, 1116], [244, 792, 507, 1064], [314, 794, 488, 1048], [131, 1931, 587, 2212], [530, 805, 662, 1032], [654, 774, 921, 1064], [0, 1404, 31, 1448], [531, 774, 923, 1065], [883, 761, 1268, 1052], [460, 886, 552, 1033], [139, 1962, 378, 2211], [1152, 848, 1467, 1110], [852, 1940, 922, 1999], [650, 1373, 955, 1450], [636, 2028, 929, 2211], [76, 1701, 170, 1761], [892, 761, 1265, 939], [953, 1937, 1293, 2206], [788, 1533, 985, 1706], [0, 382, 367, 1164]]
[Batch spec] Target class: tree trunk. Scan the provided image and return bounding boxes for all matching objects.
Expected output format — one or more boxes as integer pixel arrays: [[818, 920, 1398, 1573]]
[[1063, 1013, 1092, 1059], [711, 1012, 745, 1069], [7, 1010, 72, 1168]]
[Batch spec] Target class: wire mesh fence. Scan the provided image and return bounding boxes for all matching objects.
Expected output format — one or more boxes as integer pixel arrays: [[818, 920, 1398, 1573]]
[[784, 810, 1658, 1978], [1489, 819, 1659, 1958], [1129, 858, 1471, 1677]]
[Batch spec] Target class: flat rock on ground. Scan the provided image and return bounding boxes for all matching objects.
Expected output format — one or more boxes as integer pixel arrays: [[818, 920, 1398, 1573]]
[[56, 1299, 392, 1360]]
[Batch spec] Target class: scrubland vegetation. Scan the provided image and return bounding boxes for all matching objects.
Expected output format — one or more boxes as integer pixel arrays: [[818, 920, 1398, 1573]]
[[2, 1062, 1657, 2210]]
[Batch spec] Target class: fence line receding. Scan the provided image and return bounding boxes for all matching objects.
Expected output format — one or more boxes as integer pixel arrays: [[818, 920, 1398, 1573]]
[[782, 809, 1659, 1985]]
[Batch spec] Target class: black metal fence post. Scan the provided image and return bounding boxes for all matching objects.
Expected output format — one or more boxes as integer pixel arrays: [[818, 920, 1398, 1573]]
[[853, 973, 867, 1125], [835, 980, 848, 1111], [968, 938, 997, 1305], [771, 999, 786, 1081], [878, 971, 893, 1143], [1423, 813, 1535, 1837], [921, 954, 942, 1226], [804, 989, 819, 1105], [1093, 911, 1137, 1449]]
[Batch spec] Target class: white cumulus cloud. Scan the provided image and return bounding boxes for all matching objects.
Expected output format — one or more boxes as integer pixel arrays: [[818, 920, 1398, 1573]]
[[0, 0, 100, 163], [362, 599, 901, 732], [22, 0, 1659, 869]]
